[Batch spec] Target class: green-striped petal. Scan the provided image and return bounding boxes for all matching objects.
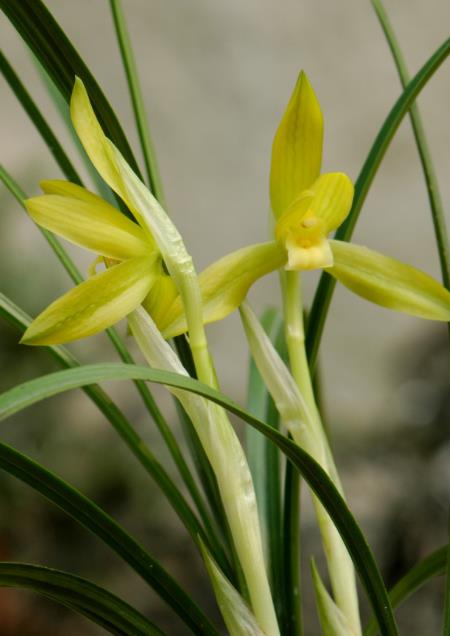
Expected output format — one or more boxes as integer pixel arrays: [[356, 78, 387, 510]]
[[270, 71, 323, 219], [329, 240, 450, 321], [160, 242, 286, 338], [26, 194, 150, 261], [21, 256, 157, 345]]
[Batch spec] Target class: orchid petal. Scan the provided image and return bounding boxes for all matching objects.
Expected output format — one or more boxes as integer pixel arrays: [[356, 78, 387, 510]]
[[26, 194, 150, 260], [308, 172, 354, 233], [329, 240, 450, 321], [40, 179, 107, 204], [160, 242, 286, 338], [142, 272, 178, 327], [270, 71, 323, 219], [21, 256, 157, 345]]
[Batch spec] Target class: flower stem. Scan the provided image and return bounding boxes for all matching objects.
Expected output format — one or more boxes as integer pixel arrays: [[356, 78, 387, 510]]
[[281, 270, 362, 635]]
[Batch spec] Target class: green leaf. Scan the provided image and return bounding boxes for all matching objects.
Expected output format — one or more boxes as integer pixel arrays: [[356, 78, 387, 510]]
[[0, 362, 398, 636], [109, 0, 165, 203], [364, 545, 447, 636], [311, 559, 352, 636], [0, 562, 165, 636], [306, 36, 450, 370], [0, 291, 230, 577], [246, 308, 287, 627], [283, 458, 302, 636], [246, 308, 281, 551], [444, 528, 450, 636], [0, 0, 141, 183], [371, 0, 450, 291], [0, 442, 219, 636], [0, 51, 82, 185]]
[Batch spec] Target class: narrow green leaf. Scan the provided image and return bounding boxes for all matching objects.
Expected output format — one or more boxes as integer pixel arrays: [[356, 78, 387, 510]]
[[444, 525, 450, 636], [109, 0, 165, 203], [0, 0, 141, 182], [0, 292, 230, 576], [0, 562, 165, 636], [0, 362, 398, 635], [364, 545, 446, 636], [307, 37, 450, 370], [311, 559, 352, 636], [371, 0, 450, 291], [0, 442, 220, 636], [246, 308, 281, 550], [0, 51, 82, 185], [283, 457, 302, 636], [246, 308, 286, 625]]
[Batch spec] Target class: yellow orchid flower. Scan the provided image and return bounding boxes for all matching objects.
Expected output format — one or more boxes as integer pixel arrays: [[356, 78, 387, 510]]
[[21, 179, 172, 345], [157, 71, 450, 334], [22, 74, 450, 348], [21, 77, 178, 346]]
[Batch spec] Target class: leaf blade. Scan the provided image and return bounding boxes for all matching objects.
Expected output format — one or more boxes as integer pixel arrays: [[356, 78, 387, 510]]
[[0, 362, 398, 636], [0, 562, 165, 636]]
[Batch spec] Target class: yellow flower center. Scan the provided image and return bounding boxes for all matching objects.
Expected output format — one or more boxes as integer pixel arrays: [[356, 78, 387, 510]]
[[275, 197, 333, 271]]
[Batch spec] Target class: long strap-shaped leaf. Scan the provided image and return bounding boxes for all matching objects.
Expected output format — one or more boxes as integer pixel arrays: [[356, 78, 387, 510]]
[[0, 363, 398, 636], [0, 291, 231, 577], [364, 545, 447, 636], [0, 562, 165, 636], [0, 441, 219, 636], [0, 0, 141, 182], [371, 0, 450, 291], [0, 51, 82, 185], [306, 36, 450, 369]]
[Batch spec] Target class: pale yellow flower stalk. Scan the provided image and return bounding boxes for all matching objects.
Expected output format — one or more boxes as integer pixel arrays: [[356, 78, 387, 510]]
[[129, 306, 270, 636]]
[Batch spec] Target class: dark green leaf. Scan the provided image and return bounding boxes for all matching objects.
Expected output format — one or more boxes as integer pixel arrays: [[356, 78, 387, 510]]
[[364, 545, 447, 636], [0, 562, 165, 636], [0, 0, 141, 182], [0, 51, 82, 185], [0, 291, 230, 576], [0, 442, 219, 636], [0, 362, 398, 635], [371, 0, 450, 292]]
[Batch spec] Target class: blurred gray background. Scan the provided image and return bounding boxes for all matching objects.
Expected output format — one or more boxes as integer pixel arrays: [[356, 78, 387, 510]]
[[1, 1, 449, 634]]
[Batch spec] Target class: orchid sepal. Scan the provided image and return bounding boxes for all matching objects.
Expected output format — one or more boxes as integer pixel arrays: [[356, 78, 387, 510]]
[[329, 240, 450, 322], [21, 255, 159, 345]]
